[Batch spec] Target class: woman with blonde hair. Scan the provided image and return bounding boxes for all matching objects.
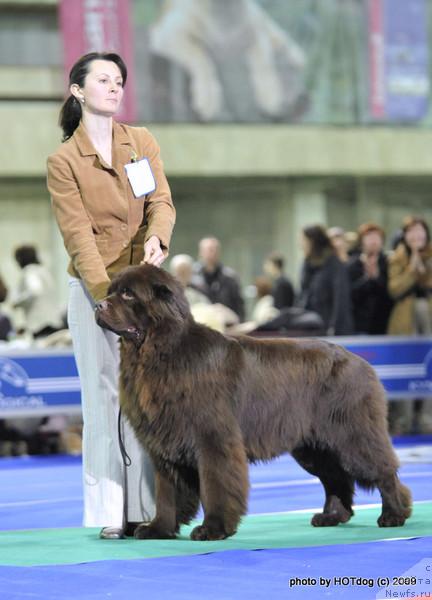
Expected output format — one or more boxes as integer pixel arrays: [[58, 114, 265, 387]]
[[387, 216, 432, 434]]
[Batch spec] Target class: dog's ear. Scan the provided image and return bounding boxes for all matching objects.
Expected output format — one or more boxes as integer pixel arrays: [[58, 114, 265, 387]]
[[153, 283, 172, 300]]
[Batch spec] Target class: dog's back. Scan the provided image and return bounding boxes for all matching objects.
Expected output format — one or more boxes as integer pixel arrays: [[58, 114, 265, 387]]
[[231, 336, 387, 460]]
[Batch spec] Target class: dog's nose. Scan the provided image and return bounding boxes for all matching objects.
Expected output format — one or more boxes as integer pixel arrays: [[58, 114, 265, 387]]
[[95, 299, 109, 312]]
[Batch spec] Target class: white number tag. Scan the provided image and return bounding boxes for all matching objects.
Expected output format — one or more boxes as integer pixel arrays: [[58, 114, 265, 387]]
[[124, 158, 156, 198]]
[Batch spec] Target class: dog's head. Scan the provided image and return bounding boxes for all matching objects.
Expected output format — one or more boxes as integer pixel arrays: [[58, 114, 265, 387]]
[[95, 264, 191, 344]]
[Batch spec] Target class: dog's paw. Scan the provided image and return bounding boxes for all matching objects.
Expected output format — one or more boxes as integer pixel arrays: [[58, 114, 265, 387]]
[[311, 509, 352, 527], [311, 512, 343, 527], [190, 524, 228, 541], [311, 496, 353, 527], [134, 523, 176, 540], [377, 513, 407, 527]]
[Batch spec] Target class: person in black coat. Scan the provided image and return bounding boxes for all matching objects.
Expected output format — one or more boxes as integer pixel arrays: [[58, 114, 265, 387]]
[[263, 252, 295, 310], [299, 225, 353, 335], [347, 223, 393, 335], [192, 237, 245, 321]]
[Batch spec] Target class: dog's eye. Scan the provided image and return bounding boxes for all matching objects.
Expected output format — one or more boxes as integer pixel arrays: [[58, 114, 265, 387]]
[[120, 288, 134, 301]]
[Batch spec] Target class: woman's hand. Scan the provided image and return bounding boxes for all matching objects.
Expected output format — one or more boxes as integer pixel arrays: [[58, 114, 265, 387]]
[[361, 253, 379, 279], [142, 235, 165, 267], [409, 249, 426, 275]]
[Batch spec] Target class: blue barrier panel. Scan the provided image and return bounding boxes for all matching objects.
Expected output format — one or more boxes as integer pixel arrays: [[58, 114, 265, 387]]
[[0, 348, 80, 417], [0, 336, 431, 416], [330, 335, 432, 399]]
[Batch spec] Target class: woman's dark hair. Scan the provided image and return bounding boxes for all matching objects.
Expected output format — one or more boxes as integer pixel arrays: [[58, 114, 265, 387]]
[[14, 245, 40, 268], [401, 215, 431, 250], [266, 252, 285, 271], [59, 52, 127, 141], [302, 225, 334, 260]]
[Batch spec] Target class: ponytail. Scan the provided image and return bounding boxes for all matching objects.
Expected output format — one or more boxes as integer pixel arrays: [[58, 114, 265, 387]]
[[59, 95, 83, 142]]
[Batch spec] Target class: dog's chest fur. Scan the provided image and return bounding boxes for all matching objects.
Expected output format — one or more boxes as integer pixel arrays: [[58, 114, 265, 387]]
[[119, 341, 197, 465]]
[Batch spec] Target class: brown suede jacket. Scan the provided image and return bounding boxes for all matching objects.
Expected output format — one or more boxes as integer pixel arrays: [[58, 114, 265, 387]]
[[47, 120, 176, 301], [387, 243, 432, 334]]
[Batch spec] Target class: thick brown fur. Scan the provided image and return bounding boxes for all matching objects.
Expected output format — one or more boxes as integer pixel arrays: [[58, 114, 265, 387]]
[[95, 264, 412, 541]]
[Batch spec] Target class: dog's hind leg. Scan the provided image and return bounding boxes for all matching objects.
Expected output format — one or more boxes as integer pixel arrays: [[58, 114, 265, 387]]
[[190, 440, 249, 541], [353, 460, 412, 527], [341, 431, 412, 527], [292, 445, 354, 527], [375, 473, 412, 527]]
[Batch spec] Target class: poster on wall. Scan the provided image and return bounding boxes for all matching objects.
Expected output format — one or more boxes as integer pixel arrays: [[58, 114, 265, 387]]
[[59, 0, 137, 123], [368, 0, 429, 122], [55, 0, 431, 126]]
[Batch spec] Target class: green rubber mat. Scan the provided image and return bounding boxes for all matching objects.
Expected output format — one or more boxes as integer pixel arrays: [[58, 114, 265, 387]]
[[0, 503, 429, 567]]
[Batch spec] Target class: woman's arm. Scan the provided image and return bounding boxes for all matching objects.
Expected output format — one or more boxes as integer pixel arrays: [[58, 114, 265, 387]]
[[387, 250, 417, 300], [139, 129, 176, 254], [47, 153, 111, 301]]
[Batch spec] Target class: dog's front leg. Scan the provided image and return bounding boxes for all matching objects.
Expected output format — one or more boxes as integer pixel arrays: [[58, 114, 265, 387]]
[[134, 468, 177, 539], [191, 439, 249, 541]]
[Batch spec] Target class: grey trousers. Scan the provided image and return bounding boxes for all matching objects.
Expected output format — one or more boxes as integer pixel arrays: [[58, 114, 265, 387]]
[[68, 277, 155, 527]]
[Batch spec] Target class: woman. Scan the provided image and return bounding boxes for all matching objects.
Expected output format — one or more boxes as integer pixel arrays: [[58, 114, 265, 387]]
[[347, 223, 393, 335], [387, 216, 432, 434], [47, 52, 176, 539], [299, 225, 353, 335], [388, 217, 432, 335]]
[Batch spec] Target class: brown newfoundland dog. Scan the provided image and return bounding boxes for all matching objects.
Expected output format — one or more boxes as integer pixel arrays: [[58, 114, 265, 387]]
[[95, 264, 412, 541]]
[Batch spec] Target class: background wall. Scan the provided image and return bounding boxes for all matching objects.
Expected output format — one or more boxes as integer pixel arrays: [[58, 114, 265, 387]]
[[1, 0, 432, 321]]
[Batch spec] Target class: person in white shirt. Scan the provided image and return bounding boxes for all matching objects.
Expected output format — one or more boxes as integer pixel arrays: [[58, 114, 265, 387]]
[[12, 245, 63, 338]]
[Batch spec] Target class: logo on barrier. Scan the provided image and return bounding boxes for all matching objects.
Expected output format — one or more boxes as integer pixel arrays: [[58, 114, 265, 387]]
[[0, 357, 44, 409], [408, 348, 432, 393], [0, 357, 28, 396]]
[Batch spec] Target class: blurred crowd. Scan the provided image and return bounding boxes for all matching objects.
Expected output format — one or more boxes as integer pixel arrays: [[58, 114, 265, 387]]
[[1, 213, 432, 455]]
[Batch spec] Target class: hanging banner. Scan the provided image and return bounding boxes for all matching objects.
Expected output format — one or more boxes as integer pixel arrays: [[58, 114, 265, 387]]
[[59, 0, 137, 123], [368, 0, 385, 119], [368, 0, 429, 122]]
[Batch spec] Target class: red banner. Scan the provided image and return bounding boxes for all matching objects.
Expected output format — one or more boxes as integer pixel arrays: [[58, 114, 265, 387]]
[[59, 0, 137, 123]]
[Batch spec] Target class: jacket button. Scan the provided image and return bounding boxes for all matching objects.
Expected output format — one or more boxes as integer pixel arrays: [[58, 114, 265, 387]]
[[121, 224, 127, 231], [122, 241, 128, 248]]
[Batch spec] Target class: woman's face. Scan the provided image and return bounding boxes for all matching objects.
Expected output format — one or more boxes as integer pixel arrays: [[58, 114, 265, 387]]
[[361, 231, 383, 255], [405, 223, 428, 251], [72, 59, 124, 116]]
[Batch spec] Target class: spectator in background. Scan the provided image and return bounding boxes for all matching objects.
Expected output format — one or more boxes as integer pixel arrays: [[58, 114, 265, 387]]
[[170, 253, 238, 332], [170, 253, 210, 306], [0, 274, 13, 341], [263, 252, 295, 310], [299, 225, 353, 335], [388, 217, 432, 335], [251, 276, 280, 325], [12, 245, 63, 339], [327, 226, 350, 263], [387, 216, 432, 434], [192, 237, 245, 321], [348, 223, 393, 334]]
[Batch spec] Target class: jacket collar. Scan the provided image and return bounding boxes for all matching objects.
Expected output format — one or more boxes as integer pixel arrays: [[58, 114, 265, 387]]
[[73, 119, 132, 157]]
